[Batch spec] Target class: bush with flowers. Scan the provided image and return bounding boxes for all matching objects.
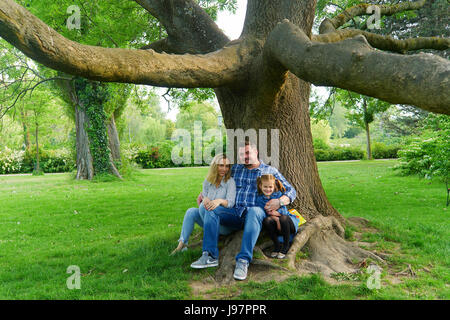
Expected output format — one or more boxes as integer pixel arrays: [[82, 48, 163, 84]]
[[0, 147, 25, 174]]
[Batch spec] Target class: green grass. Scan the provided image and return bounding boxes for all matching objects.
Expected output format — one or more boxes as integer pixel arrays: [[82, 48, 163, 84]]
[[0, 160, 448, 299]]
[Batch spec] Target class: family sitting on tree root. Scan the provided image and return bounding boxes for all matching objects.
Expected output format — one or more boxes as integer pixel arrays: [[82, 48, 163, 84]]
[[172, 140, 297, 281]]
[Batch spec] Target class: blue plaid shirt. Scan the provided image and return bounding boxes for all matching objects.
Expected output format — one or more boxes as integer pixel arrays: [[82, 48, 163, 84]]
[[231, 161, 297, 217]]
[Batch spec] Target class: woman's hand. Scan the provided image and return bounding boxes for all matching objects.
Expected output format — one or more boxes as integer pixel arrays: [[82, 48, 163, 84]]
[[204, 199, 223, 211], [202, 197, 211, 207]]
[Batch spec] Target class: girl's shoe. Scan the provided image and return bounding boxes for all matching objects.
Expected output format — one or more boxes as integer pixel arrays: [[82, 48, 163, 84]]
[[270, 252, 279, 258], [276, 252, 286, 259]]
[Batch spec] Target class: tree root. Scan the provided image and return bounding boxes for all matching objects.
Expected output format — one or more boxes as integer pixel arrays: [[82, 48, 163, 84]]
[[286, 215, 385, 276], [212, 215, 385, 284]]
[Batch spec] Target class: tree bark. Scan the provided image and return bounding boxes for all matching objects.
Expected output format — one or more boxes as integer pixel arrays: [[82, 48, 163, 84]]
[[107, 114, 121, 164], [74, 103, 94, 180], [362, 100, 372, 160], [264, 21, 450, 115], [365, 121, 372, 160], [63, 80, 121, 180], [217, 74, 342, 223]]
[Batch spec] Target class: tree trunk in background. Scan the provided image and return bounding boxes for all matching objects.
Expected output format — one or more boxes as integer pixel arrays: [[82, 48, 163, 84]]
[[20, 110, 31, 151], [365, 122, 372, 160], [362, 100, 372, 160], [107, 114, 121, 164], [57, 78, 121, 180], [34, 121, 40, 173], [74, 103, 94, 180]]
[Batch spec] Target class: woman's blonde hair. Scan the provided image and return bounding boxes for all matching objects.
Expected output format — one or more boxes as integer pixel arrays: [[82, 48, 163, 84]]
[[256, 174, 286, 195], [206, 153, 232, 186]]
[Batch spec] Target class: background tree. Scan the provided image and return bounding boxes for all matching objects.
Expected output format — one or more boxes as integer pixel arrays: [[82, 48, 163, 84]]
[[379, 105, 429, 137], [1, 0, 235, 179], [338, 90, 390, 159], [1, 0, 448, 282], [21, 87, 56, 174], [122, 86, 167, 145]]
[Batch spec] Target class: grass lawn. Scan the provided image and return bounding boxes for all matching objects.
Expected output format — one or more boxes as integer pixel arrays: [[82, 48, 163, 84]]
[[0, 160, 448, 299]]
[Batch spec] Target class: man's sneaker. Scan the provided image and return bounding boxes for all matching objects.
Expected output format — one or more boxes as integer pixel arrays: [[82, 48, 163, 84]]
[[233, 258, 249, 280], [190, 251, 219, 269]]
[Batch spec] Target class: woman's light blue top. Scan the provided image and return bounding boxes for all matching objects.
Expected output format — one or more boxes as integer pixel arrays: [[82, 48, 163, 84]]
[[202, 177, 236, 208]]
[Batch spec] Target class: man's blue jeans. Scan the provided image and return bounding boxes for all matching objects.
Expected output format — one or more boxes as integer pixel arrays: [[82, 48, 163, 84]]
[[179, 203, 234, 245], [202, 206, 266, 263]]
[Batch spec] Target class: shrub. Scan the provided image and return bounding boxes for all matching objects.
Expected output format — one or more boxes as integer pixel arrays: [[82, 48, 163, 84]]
[[313, 138, 330, 150], [134, 147, 160, 169], [0, 147, 25, 174], [395, 114, 449, 181], [132, 141, 181, 169], [396, 132, 449, 180], [22, 148, 75, 173], [371, 142, 400, 159], [314, 146, 365, 161]]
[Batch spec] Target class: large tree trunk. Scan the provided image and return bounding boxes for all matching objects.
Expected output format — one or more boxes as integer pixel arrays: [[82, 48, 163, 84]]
[[216, 0, 340, 224], [210, 0, 386, 283], [217, 75, 341, 223], [68, 81, 121, 180]]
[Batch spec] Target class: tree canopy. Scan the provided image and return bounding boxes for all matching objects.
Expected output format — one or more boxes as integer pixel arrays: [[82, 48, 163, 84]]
[[0, 0, 448, 114]]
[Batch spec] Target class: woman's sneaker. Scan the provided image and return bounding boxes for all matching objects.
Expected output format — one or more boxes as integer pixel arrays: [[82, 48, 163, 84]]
[[190, 251, 219, 269]]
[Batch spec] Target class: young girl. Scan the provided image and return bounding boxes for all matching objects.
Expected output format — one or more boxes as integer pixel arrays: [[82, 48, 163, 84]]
[[256, 174, 299, 259]]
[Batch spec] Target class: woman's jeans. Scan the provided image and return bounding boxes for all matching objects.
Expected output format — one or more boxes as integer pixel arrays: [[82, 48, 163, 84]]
[[202, 206, 266, 263], [178, 203, 234, 245]]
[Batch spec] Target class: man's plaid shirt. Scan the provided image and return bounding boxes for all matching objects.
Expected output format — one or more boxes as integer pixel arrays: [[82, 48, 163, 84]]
[[230, 161, 297, 217]]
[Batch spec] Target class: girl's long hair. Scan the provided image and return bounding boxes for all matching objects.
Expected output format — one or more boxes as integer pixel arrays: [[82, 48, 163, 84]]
[[206, 153, 232, 187], [256, 174, 286, 195]]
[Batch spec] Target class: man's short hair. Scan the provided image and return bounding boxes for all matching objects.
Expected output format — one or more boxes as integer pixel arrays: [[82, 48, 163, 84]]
[[238, 138, 258, 151]]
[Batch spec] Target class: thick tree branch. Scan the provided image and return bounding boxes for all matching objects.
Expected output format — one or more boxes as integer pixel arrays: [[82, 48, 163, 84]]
[[313, 29, 450, 53], [134, 0, 229, 53], [0, 0, 254, 88], [319, 0, 427, 34], [139, 38, 171, 52], [265, 21, 450, 115]]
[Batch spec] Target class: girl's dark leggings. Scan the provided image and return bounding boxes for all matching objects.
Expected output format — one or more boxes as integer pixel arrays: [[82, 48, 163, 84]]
[[262, 215, 296, 254]]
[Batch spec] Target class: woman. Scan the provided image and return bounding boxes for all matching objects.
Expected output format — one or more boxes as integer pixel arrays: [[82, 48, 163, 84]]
[[171, 153, 236, 255]]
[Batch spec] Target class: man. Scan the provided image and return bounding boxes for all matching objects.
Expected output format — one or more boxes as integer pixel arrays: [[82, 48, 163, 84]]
[[191, 140, 296, 280]]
